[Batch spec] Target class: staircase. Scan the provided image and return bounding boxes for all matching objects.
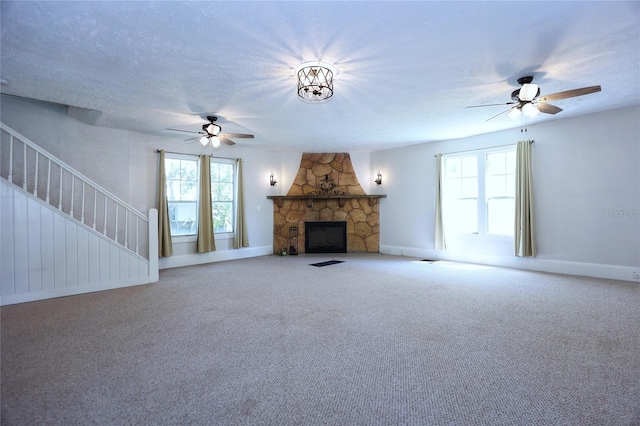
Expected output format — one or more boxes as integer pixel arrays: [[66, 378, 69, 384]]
[[0, 123, 158, 305]]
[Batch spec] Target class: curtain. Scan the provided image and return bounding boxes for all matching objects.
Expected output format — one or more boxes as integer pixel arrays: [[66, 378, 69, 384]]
[[515, 140, 536, 257], [157, 150, 173, 257], [434, 153, 446, 250], [233, 158, 249, 249], [196, 155, 216, 253]]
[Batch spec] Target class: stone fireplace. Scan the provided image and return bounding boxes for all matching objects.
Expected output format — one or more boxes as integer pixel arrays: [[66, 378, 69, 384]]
[[267, 153, 385, 254]]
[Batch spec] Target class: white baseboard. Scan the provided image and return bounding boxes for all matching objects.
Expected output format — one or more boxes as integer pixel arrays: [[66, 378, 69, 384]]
[[1, 247, 271, 305], [380, 245, 640, 283], [4, 245, 633, 306], [0, 276, 154, 306], [158, 245, 273, 270]]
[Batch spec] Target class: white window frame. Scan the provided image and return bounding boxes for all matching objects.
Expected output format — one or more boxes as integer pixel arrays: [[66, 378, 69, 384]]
[[485, 150, 516, 236], [165, 153, 199, 242], [443, 154, 479, 235], [442, 145, 516, 242], [209, 158, 236, 240], [163, 154, 237, 242]]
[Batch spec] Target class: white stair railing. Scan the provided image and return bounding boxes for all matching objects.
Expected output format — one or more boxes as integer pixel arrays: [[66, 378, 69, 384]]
[[0, 123, 149, 260]]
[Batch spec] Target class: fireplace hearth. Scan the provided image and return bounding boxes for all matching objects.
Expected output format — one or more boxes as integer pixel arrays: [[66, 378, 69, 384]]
[[305, 221, 347, 253]]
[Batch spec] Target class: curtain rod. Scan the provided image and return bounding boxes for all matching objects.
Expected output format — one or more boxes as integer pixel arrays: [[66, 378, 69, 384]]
[[434, 140, 534, 157], [155, 149, 242, 161]]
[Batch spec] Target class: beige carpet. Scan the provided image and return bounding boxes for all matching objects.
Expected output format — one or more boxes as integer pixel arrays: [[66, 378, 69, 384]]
[[2, 254, 639, 425]]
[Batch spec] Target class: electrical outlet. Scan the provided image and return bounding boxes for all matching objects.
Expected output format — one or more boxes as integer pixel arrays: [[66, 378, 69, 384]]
[[633, 272, 640, 280]]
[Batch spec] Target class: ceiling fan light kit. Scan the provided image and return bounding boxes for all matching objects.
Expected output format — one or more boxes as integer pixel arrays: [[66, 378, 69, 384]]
[[508, 107, 522, 119], [198, 135, 220, 148], [296, 62, 335, 102], [522, 102, 540, 117], [205, 123, 221, 135], [518, 84, 539, 101]]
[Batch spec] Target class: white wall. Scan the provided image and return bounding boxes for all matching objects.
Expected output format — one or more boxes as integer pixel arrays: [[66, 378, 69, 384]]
[[372, 105, 640, 281], [1, 95, 281, 268], [4, 95, 637, 280]]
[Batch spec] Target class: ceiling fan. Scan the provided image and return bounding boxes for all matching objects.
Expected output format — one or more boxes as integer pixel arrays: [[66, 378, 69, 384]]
[[466, 76, 601, 121], [167, 116, 254, 147]]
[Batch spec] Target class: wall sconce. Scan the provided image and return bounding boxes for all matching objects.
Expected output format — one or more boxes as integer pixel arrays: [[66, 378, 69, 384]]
[[269, 172, 277, 187], [374, 171, 383, 186]]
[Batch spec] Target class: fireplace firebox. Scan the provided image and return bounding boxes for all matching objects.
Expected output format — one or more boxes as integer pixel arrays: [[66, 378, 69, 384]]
[[305, 221, 347, 253]]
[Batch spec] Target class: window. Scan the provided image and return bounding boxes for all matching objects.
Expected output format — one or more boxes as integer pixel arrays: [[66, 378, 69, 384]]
[[164, 155, 236, 238], [210, 160, 235, 234], [444, 155, 478, 234], [443, 146, 516, 238], [486, 151, 516, 235], [165, 157, 198, 236]]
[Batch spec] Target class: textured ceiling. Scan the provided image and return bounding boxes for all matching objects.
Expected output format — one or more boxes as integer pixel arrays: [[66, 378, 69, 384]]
[[1, 1, 639, 152]]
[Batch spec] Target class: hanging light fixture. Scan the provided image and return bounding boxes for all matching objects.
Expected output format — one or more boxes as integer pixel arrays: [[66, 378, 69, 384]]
[[297, 62, 335, 102], [199, 135, 209, 146]]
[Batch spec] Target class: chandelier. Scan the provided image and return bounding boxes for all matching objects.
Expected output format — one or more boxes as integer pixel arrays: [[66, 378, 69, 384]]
[[297, 62, 334, 102]]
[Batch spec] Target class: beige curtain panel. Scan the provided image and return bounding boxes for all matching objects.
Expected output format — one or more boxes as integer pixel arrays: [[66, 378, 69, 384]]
[[196, 155, 216, 253], [157, 150, 173, 257], [515, 140, 536, 257], [434, 153, 446, 250], [233, 158, 249, 249]]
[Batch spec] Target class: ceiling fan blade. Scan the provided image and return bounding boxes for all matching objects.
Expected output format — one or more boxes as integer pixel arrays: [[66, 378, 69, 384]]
[[465, 102, 517, 109], [536, 103, 563, 115], [221, 133, 254, 139], [537, 85, 601, 103], [486, 106, 518, 122], [184, 136, 200, 141], [219, 137, 235, 146], [167, 128, 200, 134]]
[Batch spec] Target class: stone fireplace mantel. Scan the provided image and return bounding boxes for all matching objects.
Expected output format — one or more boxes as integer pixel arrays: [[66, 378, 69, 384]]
[[267, 194, 386, 208]]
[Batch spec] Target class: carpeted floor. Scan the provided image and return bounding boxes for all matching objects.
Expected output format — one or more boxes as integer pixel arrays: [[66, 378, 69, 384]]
[[2, 254, 639, 425]]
